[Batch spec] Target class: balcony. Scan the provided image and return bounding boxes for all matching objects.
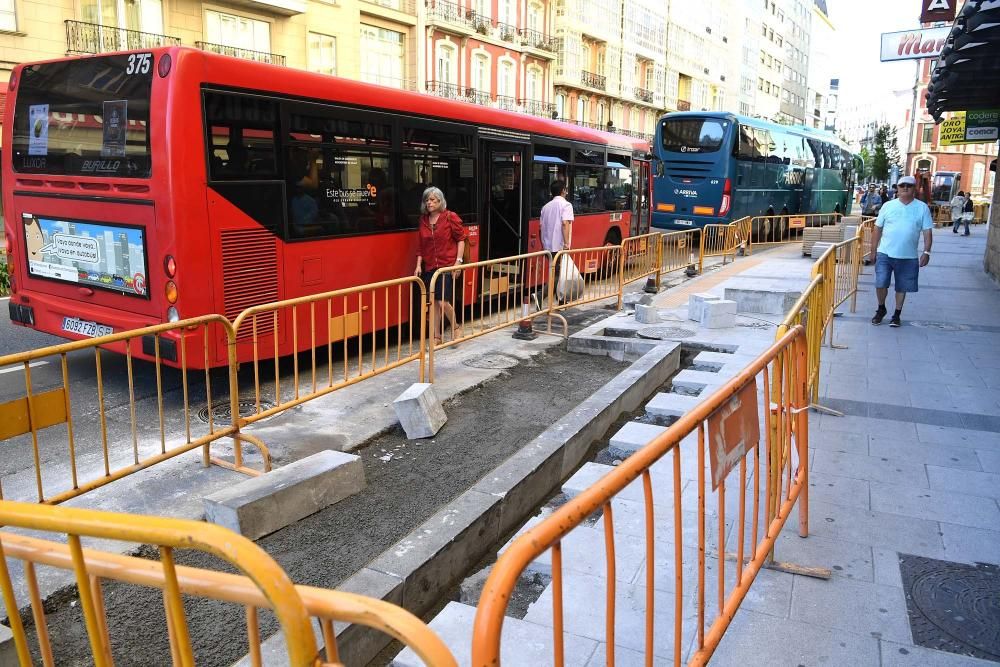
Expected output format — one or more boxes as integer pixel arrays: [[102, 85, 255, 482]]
[[634, 86, 654, 104], [677, 99, 691, 111], [581, 70, 606, 91], [360, 0, 416, 15], [495, 21, 519, 42], [65, 20, 181, 55], [519, 28, 556, 52], [426, 80, 464, 101], [495, 95, 518, 112], [464, 88, 493, 106], [196, 41, 286, 66], [426, 0, 473, 28], [519, 98, 557, 118]]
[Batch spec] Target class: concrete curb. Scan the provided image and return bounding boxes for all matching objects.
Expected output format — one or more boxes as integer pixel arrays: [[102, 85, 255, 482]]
[[235, 341, 680, 666]]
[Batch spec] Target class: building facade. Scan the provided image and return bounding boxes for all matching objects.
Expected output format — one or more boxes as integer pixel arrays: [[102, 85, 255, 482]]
[[806, 0, 834, 129], [662, 0, 738, 117]]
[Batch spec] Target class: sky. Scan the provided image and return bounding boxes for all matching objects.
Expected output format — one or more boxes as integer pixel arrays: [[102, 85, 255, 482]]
[[826, 0, 939, 110]]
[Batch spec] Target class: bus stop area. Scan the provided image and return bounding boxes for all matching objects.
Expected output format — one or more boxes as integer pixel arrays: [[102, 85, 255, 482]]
[[2, 225, 1000, 665]]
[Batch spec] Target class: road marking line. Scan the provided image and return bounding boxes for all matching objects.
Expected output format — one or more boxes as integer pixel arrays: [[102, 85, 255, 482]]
[[0, 360, 48, 374]]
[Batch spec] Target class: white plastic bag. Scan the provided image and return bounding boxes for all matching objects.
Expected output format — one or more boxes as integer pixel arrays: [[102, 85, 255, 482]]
[[556, 255, 584, 302]]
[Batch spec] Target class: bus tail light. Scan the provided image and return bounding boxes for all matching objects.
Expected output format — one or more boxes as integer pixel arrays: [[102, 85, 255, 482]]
[[158, 53, 172, 78], [657, 203, 675, 212], [167, 306, 180, 322], [693, 206, 715, 216], [165, 280, 178, 304], [720, 178, 732, 216], [164, 255, 177, 278]]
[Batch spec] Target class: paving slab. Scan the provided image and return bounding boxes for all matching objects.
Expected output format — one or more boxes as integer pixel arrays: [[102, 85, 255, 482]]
[[868, 435, 983, 471], [813, 450, 929, 488], [938, 522, 1000, 566], [879, 640, 1000, 666], [790, 575, 913, 644], [870, 482, 1000, 530], [926, 465, 1000, 499]]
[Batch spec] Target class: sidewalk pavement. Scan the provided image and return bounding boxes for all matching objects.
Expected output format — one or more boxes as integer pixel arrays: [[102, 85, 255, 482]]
[[398, 226, 1000, 666]]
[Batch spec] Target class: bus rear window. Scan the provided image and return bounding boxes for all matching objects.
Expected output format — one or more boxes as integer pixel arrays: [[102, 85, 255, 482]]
[[11, 54, 153, 178], [660, 118, 728, 154]]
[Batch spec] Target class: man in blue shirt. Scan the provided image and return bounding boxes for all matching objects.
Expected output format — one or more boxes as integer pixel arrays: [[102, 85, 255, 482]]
[[867, 175, 933, 327]]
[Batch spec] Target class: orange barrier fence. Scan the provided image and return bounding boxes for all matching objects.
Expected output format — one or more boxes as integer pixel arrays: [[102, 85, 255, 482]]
[[427, 251, 566, 381], [747, 212, 842, 248], [0, 316, 269, 505], [472, 326, 810, 665], [230, 277, 427, 426], [620, 232, 663, 289], [777, 276, 827, 405], [0, 499, 457, 666]]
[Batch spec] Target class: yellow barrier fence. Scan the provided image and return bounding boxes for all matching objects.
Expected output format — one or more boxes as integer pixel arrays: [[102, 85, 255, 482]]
[[858, 217, 876, 261], [472, 326, 811, 665], [0, 499, 457, 666], [620, 232, 663, 289], [701, 223, 740, 264], [733, 216, 753, 256], [548, 245, 625, 312], [230, 277, 427, 426], [776, 276, 827, 406], [427, 251, 567, 381], [747, 212, 842, 248], [0, 316, 269, 505], [660, 229, 701, 276]]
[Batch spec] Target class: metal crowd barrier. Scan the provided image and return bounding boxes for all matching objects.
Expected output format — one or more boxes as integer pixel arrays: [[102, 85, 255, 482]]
[[548, 245, 625, 311], [700, 223, 740, 264], [747, 212, 842, 248], [230, 276, 427, 425], [427, 251, 567, 381], [776, 276, 827, 407], [620, 232, 663, 290], [0, 499, 457, 666], [472, 326, 811, 665], [660, 229, 701, 276], [0, 316, 270, 505]]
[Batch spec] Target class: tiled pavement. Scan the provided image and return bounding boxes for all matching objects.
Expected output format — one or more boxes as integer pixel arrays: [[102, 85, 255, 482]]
[[397, 226, 1000, 666]]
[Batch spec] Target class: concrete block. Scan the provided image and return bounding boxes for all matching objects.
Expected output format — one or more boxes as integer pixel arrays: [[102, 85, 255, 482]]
[[671, 369, 727, 396], [646, 392, 703, 418], [393, 383, 446, 439], [688, 292, 721, 322], [634, 303, 660, 324], [203, 450, 365, 540], [724, 280, 802, 315], [0, 623, 16, 667], [700, 299, 737, 329], [609, 421, 668, 457], [811, 241, 834, 258], [623, 291, 653, 308]]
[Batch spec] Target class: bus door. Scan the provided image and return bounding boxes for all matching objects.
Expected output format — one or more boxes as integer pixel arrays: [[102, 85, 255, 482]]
[[482, 142, 525, 261], [632, 159, 651, 236]]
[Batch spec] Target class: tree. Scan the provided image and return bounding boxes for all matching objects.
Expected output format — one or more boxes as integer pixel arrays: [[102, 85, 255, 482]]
[[871, 123, 901, 181], [859, 146, 872, 182]]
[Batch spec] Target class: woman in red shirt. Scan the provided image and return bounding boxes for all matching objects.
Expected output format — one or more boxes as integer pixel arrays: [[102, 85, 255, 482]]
[[414, 186, 467, 342]]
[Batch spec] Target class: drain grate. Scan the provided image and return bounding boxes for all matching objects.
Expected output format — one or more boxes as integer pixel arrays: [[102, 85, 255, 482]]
[[909, 320, 970, 332], [637, 326, 696, 340], [198, 399, 276, 425], [899, 554, 1000, 662], [462, 352, 520, 370]]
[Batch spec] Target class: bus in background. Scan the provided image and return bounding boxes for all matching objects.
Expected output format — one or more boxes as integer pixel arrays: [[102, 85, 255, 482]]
[[650, 112, 856, 237], [3, 47, 649, 367]]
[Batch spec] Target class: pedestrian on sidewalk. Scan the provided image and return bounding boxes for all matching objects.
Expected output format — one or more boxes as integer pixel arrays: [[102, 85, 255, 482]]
[[861, 184, 882, 216], [868, 175, 933, 327], [539, 179, 574, 303], [960, 195, 975, 236], [950, 190, 967, 234], [414, 186, 467, 343]]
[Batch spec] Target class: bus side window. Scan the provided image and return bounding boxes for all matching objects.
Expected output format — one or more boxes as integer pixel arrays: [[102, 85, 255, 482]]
[[204, 93, 279, 181], [737, 125, 755, 161], [806, 139, 822, 168], [753, 129, 769, 163]]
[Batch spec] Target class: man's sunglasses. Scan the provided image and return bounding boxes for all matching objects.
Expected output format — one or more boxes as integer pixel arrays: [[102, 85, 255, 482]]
[[897, 184, 914, 188]]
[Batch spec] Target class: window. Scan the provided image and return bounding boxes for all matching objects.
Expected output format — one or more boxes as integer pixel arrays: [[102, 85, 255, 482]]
[[0, 0, 16, 31], [401, 123, 476, 225], [498, 0, 514, 25], [576, 96, 587, 122], [661, 118, 728, 154], [205, 10, 270, 53], [436, 42, 456, 84], [921, 124, 933, 145], [973, 162, 985, 189], [361, 25, 405, 88], [498, 59, 515, 97], [525, 67, 541, 101], [571, 166, 610, 213], [308, 32, 337, 75], [556, 94, 566, 118], [527, 2, 542, 32], [472, 53, 489, 92], [81, 0, 163, 35]]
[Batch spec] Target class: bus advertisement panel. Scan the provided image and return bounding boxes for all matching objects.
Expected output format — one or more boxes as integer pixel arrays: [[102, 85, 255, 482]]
[[3, 47, 650, 367], [651, 112, 856, 235]]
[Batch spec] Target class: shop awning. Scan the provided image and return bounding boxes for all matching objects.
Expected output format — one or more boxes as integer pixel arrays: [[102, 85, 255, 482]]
[[925, 0, 1000, 122]]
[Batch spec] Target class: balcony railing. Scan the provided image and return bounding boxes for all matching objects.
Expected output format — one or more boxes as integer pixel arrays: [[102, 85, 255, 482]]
[[196, 41, 286, 66], [677, 99, 691, 111], [581, 70, 606, 91], [519, 28, 556, 52], [494, 95, 517, 111], [466, 9, 493, 34], [65, 20, 180, 55], [519, 98, 557, 118], [464, 88, 493, 106], [426, 0, 470, 26], [634, 86, 654, 103], [426, 80, 464, 101], [495, 21, 519, 42], [361, 0, 416, 14]]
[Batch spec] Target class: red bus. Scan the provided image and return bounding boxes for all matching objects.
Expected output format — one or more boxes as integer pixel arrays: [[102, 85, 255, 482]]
[[3, 47, 651, 366]]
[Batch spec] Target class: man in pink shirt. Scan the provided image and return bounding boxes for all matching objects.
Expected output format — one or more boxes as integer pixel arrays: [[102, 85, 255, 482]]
[[539, 179, 574, 304]]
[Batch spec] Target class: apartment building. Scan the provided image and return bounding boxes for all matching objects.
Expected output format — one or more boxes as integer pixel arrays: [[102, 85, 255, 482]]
[[806, 0, 835, 129], [663, 0, 737, 117]]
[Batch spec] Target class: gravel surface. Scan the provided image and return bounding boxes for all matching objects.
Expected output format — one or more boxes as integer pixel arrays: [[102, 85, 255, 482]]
[[13, 338, 627, 666]]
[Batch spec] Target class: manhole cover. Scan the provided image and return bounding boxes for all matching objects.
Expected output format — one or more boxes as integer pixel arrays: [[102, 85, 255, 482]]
[[462, 353, 520, 370], [198, 399, 276, 425], [637, 326, 696, 340], [900, 554, 1000, 661], [909, 321, 970, 332]]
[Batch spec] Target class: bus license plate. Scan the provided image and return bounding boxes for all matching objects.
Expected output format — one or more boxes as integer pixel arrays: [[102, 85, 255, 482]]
[[674, 219, 693, 226], [62, 317, 113, 338]]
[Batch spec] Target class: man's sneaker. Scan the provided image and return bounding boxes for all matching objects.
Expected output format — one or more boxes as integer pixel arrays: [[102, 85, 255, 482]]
[[871, 306, 887, 325], [889, 314, 901, 327]]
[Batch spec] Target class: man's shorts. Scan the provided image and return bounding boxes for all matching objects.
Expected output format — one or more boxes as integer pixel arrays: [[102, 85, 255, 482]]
[[874, 253, 919, 293]]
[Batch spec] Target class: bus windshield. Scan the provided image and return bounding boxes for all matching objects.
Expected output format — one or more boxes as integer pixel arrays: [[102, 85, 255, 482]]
[[12, 54, 153, 178], [660, 118, 729, 154]]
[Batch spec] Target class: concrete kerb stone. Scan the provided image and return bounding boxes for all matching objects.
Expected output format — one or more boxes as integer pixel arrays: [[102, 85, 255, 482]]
[[0, 623, 15, 667], [242, 342, 681, 667], [393, 382, 447, 439], [203, 450, 365, 541], [688, 293, 722, 322]]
